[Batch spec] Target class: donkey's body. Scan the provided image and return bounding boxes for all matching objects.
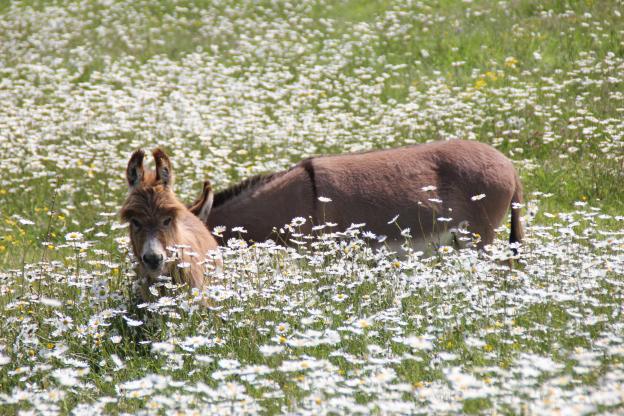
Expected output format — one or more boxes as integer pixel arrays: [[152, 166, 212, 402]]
[[193, 140, 523, 251]]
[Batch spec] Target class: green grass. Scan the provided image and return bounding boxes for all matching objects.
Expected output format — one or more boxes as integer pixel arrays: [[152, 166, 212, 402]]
[[0, 0, 623, 414]]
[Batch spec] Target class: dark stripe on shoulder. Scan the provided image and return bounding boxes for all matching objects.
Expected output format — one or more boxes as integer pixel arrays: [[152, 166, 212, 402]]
[[301, 158, 318, 223]]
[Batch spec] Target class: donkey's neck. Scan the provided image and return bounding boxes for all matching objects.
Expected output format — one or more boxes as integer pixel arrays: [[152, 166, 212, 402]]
[[204, 179, 256, 243], [206, 164, 315, 243], [208, 184, 271, 242], [209, 171, 288, 216]]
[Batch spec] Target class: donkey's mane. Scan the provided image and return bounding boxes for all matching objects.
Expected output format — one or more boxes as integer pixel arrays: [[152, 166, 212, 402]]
[[213, 171, 286, 207]]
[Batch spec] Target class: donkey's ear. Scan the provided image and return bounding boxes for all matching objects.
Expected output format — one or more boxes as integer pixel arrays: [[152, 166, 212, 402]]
[[197, 181, 214, 223], [127, 149, 145, 189], [188, 180, 214, 222], [153, 148, 174, 188]]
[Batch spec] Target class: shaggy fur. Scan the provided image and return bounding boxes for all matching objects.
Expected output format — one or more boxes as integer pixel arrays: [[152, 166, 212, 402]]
[[121, 149, 219, 300]]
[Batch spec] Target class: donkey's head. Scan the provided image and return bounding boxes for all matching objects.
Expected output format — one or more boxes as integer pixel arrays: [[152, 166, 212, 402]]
[[120, 149, 218, 288]]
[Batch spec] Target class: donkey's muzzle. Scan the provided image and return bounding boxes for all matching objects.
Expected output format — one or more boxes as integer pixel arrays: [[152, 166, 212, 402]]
[[142, 253, 163, 270]]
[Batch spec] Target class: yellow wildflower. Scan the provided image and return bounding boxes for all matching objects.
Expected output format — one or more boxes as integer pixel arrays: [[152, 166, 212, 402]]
[[504, 56, 518, 68], [474, 78, 487, 89]]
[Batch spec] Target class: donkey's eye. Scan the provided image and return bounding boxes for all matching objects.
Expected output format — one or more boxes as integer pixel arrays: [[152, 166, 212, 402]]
[[131, 218, 142, 229], [163, 217, 172, 226]]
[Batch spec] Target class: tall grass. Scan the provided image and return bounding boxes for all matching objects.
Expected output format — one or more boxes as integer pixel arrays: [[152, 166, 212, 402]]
[[0, 0, 623, 414]]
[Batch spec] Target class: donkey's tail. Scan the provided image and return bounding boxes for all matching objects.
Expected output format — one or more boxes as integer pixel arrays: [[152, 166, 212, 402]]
[[509, 171, 524, 254]]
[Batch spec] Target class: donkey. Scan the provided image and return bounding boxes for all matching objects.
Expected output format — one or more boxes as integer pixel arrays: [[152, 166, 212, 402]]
[[120, 148, 220, 301], [189, 140, 524, 253]]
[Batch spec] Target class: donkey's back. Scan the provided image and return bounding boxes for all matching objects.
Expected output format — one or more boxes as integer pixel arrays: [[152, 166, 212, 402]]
[[312, 140, 522, 249], [198, 140, 523, 251]]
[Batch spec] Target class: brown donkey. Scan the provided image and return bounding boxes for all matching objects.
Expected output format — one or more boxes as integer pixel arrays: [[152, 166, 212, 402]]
[[121, 149, 219, 300], [190, 140, 524, 253]]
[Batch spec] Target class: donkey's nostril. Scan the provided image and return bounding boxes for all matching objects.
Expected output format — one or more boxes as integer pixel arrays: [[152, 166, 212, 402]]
[[142, 253, 163, 269]]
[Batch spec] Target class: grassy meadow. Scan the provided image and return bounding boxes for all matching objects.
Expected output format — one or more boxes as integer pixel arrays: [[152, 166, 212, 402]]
[[1, 0, 624, 414]]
